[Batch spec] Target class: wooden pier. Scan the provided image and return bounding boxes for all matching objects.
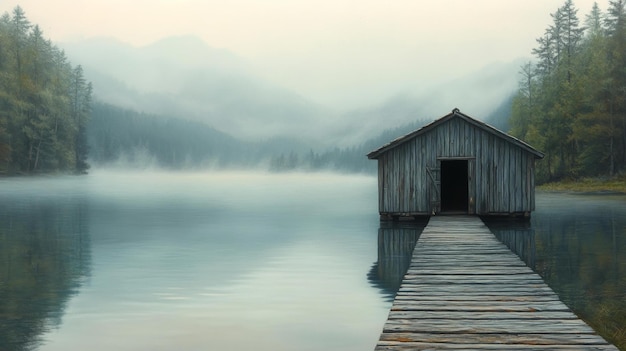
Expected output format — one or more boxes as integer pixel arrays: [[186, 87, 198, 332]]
[[376, 216, 618, 350]]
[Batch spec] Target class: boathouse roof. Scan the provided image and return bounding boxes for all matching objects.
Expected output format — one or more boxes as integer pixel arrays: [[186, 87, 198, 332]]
[[366, 108, 545, 160]]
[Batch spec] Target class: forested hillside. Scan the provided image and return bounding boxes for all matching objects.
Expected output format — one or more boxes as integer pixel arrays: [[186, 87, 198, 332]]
[[89, 101, 380, 172], [510, 0, 626, 182], [0, 5, 525, 176], [88, 102, 279, 169], [0, 7, 92, 174]]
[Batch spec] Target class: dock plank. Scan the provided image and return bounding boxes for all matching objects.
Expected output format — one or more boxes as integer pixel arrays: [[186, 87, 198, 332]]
[[375, 215, 618, 350]]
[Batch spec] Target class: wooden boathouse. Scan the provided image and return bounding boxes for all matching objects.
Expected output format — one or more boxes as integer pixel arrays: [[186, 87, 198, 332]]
[[367, 109, 544, 219]]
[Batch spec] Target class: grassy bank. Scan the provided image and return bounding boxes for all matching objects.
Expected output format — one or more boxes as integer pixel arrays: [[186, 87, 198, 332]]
[[538, 175, 626, 194]]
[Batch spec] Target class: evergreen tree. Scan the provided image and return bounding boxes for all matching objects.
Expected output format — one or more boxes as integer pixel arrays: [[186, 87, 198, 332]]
[[605, 0, 626, 173], [70, 66, 92, 173], [533, 30, 557, 77], [559, 0, 585, 83], [511, 0, 626, 180], [510, 62, 537, 138], [585, 2, 604, 35], [0, 6, 92, 174]]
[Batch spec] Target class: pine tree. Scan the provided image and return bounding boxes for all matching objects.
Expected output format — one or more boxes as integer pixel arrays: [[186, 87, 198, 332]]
[[533, 30, 557, 77], [585, 2, 603, 36], [70, 65, 92, 173], [559, 0, 585, 83], [510, 62, 537, 139], [604, 0, 626, 174], [0, 6, 92, 174]]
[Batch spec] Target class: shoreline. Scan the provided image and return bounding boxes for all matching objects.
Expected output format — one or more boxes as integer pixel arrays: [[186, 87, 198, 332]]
[[537, 176, 626, 195]]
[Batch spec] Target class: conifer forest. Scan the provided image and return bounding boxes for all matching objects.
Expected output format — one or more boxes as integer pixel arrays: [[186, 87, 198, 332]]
[[510, 0, 626, 182], [2, 2, 626, 182], [0, 6, 92, 174]]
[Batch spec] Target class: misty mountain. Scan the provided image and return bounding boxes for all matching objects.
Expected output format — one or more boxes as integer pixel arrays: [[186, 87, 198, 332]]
[[86, 96, 514, 173], [86, 100, 414, 173], [87, 102, 319, 169], [333, 60, 522, 146], [61, 36, 332, 144], [63, 36, 520, 149], [483, 94, 515, 131]]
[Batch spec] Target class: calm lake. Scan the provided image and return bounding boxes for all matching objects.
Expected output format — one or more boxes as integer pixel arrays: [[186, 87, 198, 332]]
[[1, 171, 625, 351]]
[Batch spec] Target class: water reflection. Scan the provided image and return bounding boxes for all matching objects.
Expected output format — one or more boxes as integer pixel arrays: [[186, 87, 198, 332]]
[[485, 193, 626, 350], [0, 194, 91, 351], [368, 220, 428, 301], [482, 218, 536, 269], [1, 172, 384, 351]]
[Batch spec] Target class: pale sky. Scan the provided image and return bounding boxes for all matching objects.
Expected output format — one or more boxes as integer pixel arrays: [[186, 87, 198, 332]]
[[1, 0, 603, 109]]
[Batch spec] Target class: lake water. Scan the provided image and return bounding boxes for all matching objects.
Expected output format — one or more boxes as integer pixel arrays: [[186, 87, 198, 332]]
[[487, 192, 626, 349], [1, 171, 625, 350]]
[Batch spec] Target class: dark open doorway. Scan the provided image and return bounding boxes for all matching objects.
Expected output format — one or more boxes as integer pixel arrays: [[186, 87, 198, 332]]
[[440, 160, 468, 213]]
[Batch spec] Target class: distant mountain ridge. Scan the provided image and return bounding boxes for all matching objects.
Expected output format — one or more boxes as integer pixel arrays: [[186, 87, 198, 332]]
[[62, 35, 521, 150], [61, 36, 331, 143]]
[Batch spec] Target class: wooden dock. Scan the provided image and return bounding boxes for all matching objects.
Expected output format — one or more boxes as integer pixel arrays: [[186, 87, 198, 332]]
[[376, 216, 618, 350]]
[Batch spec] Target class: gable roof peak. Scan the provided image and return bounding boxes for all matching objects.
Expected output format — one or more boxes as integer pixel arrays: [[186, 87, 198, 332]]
[[366, 109, 544, 160]]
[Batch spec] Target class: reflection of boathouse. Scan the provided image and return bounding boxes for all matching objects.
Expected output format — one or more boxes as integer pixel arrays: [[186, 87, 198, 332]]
[[367, 109, 544, 219], [368, 221, 427, 300], [368, 219, 537, 299]]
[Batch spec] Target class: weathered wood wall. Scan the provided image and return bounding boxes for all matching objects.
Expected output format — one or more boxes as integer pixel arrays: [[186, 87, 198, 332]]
[[377, 116, 537, 216]]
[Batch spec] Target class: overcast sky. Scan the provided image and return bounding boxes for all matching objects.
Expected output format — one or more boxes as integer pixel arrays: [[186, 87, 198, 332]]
[[1, 0, 602, 109]]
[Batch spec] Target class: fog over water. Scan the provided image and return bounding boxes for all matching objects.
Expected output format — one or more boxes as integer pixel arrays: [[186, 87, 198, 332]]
[[1, 171, 625, 350], [1, 171, 388, 351], [1, 1, 625, 348]]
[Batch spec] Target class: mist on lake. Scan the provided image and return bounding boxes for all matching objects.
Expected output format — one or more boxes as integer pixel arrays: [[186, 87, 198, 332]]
[[2, 170, 626, 350], [1, 171, 390, 351]]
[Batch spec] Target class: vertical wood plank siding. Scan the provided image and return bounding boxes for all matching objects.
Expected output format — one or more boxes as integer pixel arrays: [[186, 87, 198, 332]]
[[377, 117, 537, 216]]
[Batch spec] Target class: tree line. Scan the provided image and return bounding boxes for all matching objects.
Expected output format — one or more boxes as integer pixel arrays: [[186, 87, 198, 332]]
[[88, 102, 253, 169], [0, 5, 525, 176], [0, 6, 92, 175], [89, 101, 381, 173], [510, 0, 626, 182], [89, 97, 512, 173]]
